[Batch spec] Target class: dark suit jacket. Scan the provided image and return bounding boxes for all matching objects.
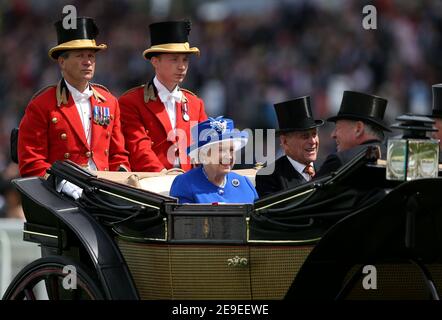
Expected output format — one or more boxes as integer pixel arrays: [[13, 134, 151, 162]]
[[315, 140, 384, 178], [255, 156, 308, 198]]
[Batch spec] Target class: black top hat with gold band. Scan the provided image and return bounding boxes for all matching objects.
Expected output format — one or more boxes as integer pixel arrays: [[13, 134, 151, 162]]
[[327, 91, 391, 132], [48, 17, 107, 60], [143, 21, 200, 60], [274, 96, 324, 134], [429, 84, 442, 119]]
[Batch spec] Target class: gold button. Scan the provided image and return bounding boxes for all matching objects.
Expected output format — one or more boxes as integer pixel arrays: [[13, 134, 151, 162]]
[[60, 133, 67, 140], [104, 167, 109, 171], [64, 153, 70, 159], [104, 149, 109, 156], [145, 129, 149, 135], [110, 114, 114, 120], [151, 141, 154, 146], [52, 117, 58, 124], [106, 131, 110, 138], [85, 151, 92, 158]]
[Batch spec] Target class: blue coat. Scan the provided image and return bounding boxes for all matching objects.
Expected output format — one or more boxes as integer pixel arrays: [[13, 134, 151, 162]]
[[170, 166, 258, 204]]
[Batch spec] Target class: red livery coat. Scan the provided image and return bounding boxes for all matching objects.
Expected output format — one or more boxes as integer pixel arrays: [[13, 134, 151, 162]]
[[119, 81, 207, 172], [18, 79, 130, 177]]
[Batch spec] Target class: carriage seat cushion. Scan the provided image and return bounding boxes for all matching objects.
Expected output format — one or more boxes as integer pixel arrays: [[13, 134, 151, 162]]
[[96, 169, 257, 196]]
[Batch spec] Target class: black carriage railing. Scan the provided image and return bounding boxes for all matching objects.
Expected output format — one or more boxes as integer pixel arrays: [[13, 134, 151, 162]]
[[249, 145, 396, 241], [46, 160, 176, 238]]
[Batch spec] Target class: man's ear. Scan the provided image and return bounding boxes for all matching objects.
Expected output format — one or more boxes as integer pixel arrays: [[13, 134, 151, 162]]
[[355, 121, 364, 137], [279, 134, 287, 147], [57, 56, 64, 69], [150, 56, 159, 69]]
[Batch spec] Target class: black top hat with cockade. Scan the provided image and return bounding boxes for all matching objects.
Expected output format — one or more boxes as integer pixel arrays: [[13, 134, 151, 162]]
[[143, 20, 200, 60], [48, 16, 107, 60]]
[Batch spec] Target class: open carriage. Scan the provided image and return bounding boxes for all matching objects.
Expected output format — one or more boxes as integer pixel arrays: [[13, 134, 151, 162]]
[[3, 143, 442, 300]]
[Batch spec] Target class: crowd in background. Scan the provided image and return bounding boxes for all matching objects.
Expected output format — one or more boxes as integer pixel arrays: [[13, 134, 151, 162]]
[[1, 0, 442, 218]]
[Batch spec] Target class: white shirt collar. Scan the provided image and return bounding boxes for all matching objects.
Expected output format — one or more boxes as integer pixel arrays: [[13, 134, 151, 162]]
[[65, 80, 93, 102], [286, 156, 313, 180], [153, 76, 182, 103]]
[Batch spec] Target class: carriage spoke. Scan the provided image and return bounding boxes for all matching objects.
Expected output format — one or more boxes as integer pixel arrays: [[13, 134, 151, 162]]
[[46, 274, 60, 300], [5, 258, 103, 300], [23, 288, 36, 300], [70, 286, 81, 300]]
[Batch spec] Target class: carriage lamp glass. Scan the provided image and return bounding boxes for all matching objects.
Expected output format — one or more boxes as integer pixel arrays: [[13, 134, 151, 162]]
[[386, 139, 439, 181]]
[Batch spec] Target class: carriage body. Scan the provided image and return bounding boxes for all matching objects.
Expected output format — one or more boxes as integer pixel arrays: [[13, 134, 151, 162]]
[[4, 146, 442, 300]]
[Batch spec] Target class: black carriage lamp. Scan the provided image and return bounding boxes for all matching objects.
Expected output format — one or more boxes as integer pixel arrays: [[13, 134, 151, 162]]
[[387, 113, 439, 181]]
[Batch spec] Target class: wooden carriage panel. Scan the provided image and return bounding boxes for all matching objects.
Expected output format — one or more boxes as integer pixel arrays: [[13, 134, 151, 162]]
[[117, 239, 314, 300], [250, 246, 313, 299], [345, 264, 442, 300], [117, 241, 173, 299], [169, 245, 251, 299]]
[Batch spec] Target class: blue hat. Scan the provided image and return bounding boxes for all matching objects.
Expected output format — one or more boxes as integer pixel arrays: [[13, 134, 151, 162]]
[[187, 116, 249, 160]]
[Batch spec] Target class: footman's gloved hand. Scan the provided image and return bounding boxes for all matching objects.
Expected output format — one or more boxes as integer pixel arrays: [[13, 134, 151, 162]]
[[56, 179, 83, 200]]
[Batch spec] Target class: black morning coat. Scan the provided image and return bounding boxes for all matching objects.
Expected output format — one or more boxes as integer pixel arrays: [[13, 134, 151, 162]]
[[315, 140, 384, 178], [255, 155, 308, 198]]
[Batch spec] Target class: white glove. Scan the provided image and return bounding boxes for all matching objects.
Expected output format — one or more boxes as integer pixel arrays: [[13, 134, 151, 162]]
[[56, 180, 83, 200]]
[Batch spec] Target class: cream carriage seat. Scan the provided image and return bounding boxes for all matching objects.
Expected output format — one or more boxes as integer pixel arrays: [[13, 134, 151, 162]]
[[95, 169, 258, 196]]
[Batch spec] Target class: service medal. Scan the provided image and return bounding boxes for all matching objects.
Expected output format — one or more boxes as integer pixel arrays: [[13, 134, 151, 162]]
[[182, 102, 190, 122], [103, 107, 110, 126], [93, 106, 100, 125]]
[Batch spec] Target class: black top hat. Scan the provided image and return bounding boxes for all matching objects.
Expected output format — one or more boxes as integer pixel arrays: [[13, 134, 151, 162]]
[[429, 84, 442, 118], [143, 20, 200, 60], [274, 96, 324, 134], [327, 91, 391, 132], [48, 17, 107, 60]]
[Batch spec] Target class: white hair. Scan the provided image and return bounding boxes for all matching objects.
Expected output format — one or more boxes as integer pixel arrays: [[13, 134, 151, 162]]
[[364, 122, 385, 141]]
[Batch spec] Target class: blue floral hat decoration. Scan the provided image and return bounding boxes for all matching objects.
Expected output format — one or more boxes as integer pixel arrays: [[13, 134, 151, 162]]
[[187, 116, 249, 160]]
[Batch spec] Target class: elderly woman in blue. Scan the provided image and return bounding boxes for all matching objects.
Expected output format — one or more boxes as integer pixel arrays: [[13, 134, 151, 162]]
[[170, 117, 258, 204]]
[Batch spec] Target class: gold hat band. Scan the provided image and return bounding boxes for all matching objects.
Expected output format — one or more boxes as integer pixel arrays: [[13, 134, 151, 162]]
[[143, 42, 200, 60], [48, 39, 107, 60]]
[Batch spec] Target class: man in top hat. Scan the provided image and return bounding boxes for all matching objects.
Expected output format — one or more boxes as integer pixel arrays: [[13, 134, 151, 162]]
[[18, 16, 130, 197], [428, 84, 442, 157], [255, 96, 324, 198], [315, 91, 390, 177], [119, 20, 207, 172]]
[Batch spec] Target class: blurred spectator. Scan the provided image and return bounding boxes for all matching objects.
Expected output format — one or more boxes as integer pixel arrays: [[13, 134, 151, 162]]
[[0, 163, 24, 220]]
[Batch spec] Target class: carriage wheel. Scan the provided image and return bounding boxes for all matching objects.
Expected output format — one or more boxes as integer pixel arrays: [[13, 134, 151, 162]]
[[2, 256, 104, 300]]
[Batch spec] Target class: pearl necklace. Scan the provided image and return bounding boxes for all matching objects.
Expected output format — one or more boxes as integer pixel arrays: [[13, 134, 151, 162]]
[[202, 166, 226, 188]]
